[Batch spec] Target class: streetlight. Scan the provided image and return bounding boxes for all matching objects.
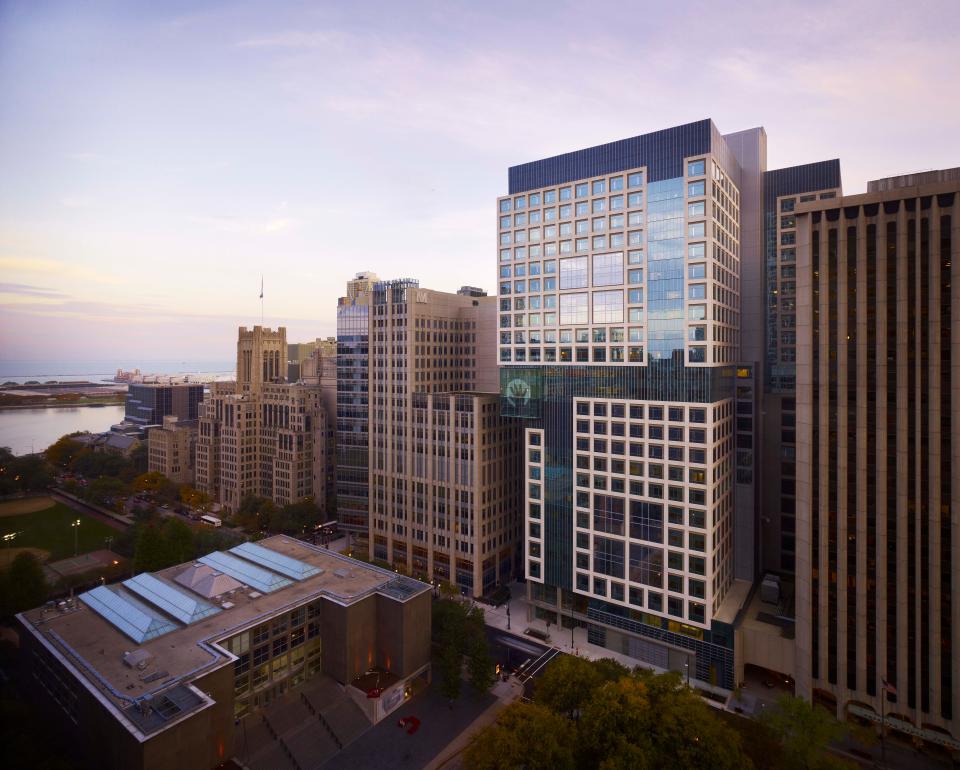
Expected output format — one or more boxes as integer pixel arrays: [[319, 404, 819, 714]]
[[684, 659, 690, 686], [71, 518, 81, 556]]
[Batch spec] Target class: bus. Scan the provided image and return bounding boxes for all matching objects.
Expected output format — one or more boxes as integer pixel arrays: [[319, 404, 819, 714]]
[[200, 514, 222, 527]]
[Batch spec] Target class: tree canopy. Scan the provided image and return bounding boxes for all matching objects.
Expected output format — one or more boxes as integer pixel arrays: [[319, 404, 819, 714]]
[[432, 598, 497, 701], [0, 552, 48, 617], [757, 694, 850, 770], [465, 657, 752, 770]]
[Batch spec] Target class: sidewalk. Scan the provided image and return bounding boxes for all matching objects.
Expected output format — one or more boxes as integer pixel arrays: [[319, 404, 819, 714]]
[[480, 582, 727, 699], [423, 677, 524, 770]]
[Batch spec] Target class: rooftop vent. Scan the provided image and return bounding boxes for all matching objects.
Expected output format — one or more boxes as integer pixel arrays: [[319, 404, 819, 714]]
[[334, 568, 351, 578], [248, 591, 262, 599]]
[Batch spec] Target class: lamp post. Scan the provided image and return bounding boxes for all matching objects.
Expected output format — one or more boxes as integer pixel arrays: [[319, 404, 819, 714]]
[[71, 518, 81, 556], [684, 659, 690, 686], [506, 602, 511, 630]]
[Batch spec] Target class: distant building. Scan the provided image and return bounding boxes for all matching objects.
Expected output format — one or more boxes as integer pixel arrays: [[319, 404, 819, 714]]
[[196, 327, 330, 514], [17, 536, 431, 770], [237, 325, 286, 395], [124, 383, 204, 428], [147, 416, 198, 486]]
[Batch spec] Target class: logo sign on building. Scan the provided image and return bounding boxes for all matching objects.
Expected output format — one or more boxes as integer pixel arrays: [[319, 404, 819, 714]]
[[500, 369, 542, 419]]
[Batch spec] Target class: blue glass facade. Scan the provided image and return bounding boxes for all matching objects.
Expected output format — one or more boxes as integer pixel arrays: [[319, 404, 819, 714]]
[[509, 119, 713, 192], [646, 178, 686, 362], [336, 301, 370, 535], [763, 159, 842, 392]]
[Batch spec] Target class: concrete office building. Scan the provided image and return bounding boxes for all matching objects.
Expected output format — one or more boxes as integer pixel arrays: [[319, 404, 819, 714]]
[[793, 170, 960, 749], [125, 382, 204, 429], [17, 536, 431, 770], [499, 119, 761, 688], [196, 327, 330, 514], [366, 282, 522, 596], [337, 273, 378, 541], [147, 415, 198, 486]]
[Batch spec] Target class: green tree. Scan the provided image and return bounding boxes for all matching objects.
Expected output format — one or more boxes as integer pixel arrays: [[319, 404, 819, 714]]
[[464, 702, 576, 770], [162, 517, 195, 564], [179, 485, 211, 511], [0, 552, 48, 616], [133, 523, 167, 572], [536, 655, 627, 720], [438, 630, 463, 701], [128, 442, 148, 476], [45, 435, 84, 468], [758, 695, 849, 770], [466, 606, 496, 693], [578, 676, 654, 769], [235, 494, 276, 533], [85, 476, 128, 507]]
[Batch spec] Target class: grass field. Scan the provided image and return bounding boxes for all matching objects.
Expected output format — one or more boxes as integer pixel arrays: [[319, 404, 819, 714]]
[[0, 498, 118, 562]]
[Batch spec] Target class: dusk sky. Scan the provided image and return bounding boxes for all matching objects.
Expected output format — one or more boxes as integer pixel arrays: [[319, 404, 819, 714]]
[[2, 0, 958, 365]]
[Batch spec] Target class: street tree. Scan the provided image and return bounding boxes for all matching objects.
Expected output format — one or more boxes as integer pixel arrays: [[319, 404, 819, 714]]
[[464, 702, 576, 770], [757, 694, 849, 770]]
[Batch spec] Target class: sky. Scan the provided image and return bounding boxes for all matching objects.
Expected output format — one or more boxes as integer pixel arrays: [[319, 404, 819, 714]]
[[1, 0, 958, 364]]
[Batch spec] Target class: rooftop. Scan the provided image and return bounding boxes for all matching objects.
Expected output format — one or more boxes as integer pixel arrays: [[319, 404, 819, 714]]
[[19, 536, 429, 738]]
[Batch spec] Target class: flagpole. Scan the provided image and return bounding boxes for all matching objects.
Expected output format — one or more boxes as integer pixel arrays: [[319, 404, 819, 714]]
[[260, 275, 264, 325]]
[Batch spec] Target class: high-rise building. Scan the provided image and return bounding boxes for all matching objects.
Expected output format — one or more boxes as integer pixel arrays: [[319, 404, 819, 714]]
[[366, 282, 522, 596], [237, 325, 286, 394], [124, 382, 204, 428], [499, 120, 762, 688], [793, 169, 959, 747], [147, 415, 197, 486], [336, 273, 378, 541], [196, 327, 330, 514]]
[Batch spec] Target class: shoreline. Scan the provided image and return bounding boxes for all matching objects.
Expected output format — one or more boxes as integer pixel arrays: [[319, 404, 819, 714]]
[[0, 400, 125, 412]]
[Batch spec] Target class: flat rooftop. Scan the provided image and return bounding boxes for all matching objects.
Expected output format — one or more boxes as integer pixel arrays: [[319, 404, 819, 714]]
[[19, 536, 429, 737]]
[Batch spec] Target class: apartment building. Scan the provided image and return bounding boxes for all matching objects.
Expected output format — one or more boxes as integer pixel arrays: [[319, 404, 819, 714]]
[[793, 169, 959, 750], [147, 415, 197, 486], [366, 281, 522, 597]]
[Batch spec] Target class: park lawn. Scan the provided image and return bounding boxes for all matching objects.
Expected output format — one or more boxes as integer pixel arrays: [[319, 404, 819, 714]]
[[0, 499, 118, 562]]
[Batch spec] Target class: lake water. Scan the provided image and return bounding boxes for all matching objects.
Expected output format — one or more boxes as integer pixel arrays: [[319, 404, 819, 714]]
[[0, 405, 127, 455], [0, 359, 234, 385]]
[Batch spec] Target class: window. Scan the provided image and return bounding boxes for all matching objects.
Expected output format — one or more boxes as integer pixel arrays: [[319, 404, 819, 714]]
[[628, 172, 643, 188], [560, 293, 588, 324], [593, 494, 625, 535], [688, 201, 705, 217], [593, 236, 607, 250], [575, 182, 588, 198], [688, 222, 705, 238], [688, 284, 706, 299], [592, 198, 606, 213], [688, 180, 705, 197], [610, 195, 624, 210], [592, 290, 623, 323], [560, 186, 572, 201], [559, 257, 588, 289], [689, 304, 706, 320], [594, 537, 625, 578], [628, 288, 643, 304], [630, 500, 663, 543], [628, 191, 643, 207], [609, 176, 624, 191], [629, 544, 663, 588], [688, 242, 705, 259], [688, 159, 706, 177], [688, 263, 706, 279], [543, 190, 555, 204], [499, 199, 511, 212], [592, 179, 605, 195], [592, 252, 623, 286]]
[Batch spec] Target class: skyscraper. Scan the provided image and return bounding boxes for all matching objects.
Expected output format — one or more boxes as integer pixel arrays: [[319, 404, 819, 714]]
[[499, 120, 763, 687], [336, 272, 378, 542], [794, 169, 959, 747], [366, 281, 522, 596]]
